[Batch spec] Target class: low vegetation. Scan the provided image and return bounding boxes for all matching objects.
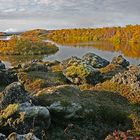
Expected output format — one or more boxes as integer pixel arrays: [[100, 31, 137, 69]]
[[0, 35, 58, 55]]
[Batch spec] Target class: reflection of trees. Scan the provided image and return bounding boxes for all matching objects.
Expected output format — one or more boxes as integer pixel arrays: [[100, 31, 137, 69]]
[[120, 43, 140, 58], [0, 55, 44, 66], [56, 41, 140, 59]]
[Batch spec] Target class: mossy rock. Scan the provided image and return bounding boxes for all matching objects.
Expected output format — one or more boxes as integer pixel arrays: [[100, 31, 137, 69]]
[[0, 82, 31, 109], [61, 56, 102, 84], [99, 63, 126, 80], [111, 55, 130, 68], [0, 103, 51, 136], [34, 85, 134, 139], [17, 70, 68, 95]]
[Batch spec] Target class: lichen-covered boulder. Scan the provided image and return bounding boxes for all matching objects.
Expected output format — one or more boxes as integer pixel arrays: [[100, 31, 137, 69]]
[[7, 132, 40, 140], [111, 55, 130, 67], [17, 70, 68, 95], [0, 61, 5, 70], [82, 53, 109, 68], [111, 65, 140, 93], [99, 63, 126, 80], [61, 56, 102, 84], [34, 85, 83, 119], [34, 85, 131, 122], [0, 82, 31, 109], [0, 103, 51, 135], [21, 61, 48, 72], [34, 85, 133, 140]]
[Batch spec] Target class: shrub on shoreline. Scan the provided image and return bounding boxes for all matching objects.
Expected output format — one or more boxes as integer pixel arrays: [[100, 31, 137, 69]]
[[0, 36, 58, 55]]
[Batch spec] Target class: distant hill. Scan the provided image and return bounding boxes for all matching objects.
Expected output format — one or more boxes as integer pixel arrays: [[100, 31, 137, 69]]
[[0, 31, 22, 36], [21, 29, 47, 37]]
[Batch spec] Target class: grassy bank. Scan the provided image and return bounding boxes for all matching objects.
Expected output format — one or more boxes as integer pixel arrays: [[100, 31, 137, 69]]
[[0, 35, 58, 55]]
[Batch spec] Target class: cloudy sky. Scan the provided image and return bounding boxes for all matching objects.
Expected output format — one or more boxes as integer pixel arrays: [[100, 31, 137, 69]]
[[0, 0, 140, 31]]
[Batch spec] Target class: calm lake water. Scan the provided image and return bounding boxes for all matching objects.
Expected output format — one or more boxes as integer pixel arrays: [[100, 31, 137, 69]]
[[0, 37, 140, 67], [44, 41, 140, 65]]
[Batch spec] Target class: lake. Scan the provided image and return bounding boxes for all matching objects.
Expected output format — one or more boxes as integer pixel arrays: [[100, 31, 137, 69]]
[[0, 38, 139, 67]]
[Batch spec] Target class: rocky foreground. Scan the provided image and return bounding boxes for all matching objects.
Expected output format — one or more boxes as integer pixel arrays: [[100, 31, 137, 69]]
[[0, 53, 140, 140]]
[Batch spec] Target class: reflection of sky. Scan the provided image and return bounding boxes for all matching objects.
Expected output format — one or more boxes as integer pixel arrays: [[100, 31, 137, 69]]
[[0, 0, 140, 31], [44, 42, 140, 65]]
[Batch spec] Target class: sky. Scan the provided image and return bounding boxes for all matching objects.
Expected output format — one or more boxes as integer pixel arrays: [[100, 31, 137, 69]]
[[0, 0, 140, 31]]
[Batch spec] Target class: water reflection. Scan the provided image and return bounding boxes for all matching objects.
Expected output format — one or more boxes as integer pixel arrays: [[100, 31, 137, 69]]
[[45, 41, 140, 65], [0, 40, 139, 67], [55, 41, 140, 59]]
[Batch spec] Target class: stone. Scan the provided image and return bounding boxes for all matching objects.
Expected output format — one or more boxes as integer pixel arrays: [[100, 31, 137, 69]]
[[0, 103, 51, 135], [7, 132, 40, 140], [0, 61, 5, 70], [21, 61, 48, 72], [19, 103, 51, 130], [0, 69, 17, 85], [111, 55, 130, 67], [82, 53, 109, 68], [49, 101, 82, 119], [111, 65, 140, 93], [0, 82, 31, 109], [33, 84, 133, 140], [61, 56, 102, 84]]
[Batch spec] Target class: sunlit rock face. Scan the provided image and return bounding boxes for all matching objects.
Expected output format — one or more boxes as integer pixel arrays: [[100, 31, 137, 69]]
[[61, 56, 102, 85], [111, 55, 130, 68], [111, 65, 140, 93], [82, 53, 109, 68]]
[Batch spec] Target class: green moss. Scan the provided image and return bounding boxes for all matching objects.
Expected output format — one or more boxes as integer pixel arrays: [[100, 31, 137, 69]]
[[17, 71, 68, 95], [35, 86, 135, 139]]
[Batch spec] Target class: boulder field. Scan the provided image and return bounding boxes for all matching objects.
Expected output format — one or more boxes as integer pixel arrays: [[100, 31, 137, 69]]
[[0, 53, 140, 140]]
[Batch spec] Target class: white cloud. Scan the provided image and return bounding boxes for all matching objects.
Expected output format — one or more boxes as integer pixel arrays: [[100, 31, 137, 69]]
[[4, 28, 17, 32], [0, 0, 140, 30], [3, 8, 17, 13]]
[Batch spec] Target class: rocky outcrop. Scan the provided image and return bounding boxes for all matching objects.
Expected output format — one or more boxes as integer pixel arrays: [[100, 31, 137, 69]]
[[82, 53, 109, 68], [111, 65, 140, 93], [61, 56, 102, 84], [0, 103, 51, 135], [34, 85, 132, 139], [0, 82, 31, 109], [0, 55, 139, 140], [111, 55, 130, 67], [7, 132, 40, 140], [17, 70, 68, 95], [35, 85, 131, 121], [35, 85, 83, 119], [21, 60, 48, 72]]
